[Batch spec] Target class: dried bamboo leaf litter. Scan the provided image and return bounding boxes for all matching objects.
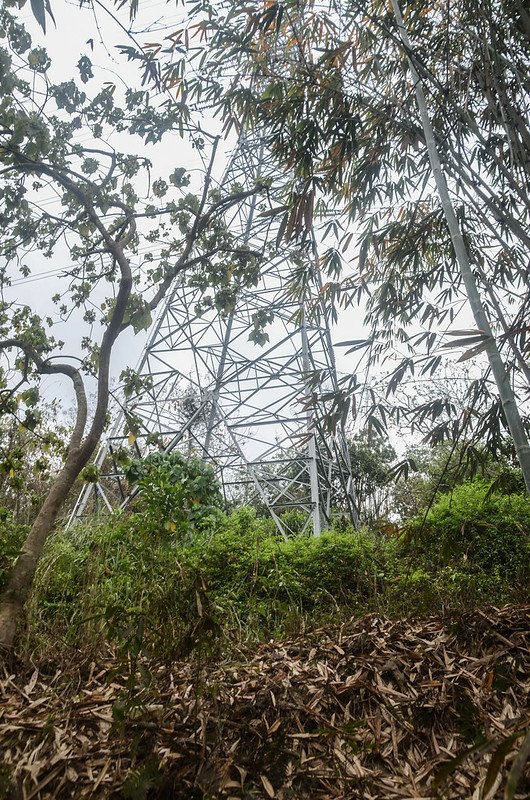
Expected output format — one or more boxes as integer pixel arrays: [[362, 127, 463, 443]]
[[1, 606, 529, 799]]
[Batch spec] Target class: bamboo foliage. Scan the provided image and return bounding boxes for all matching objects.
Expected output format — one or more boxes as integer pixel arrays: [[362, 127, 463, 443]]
[[389, 0, 530, 491], [126, 0, 530, 476]]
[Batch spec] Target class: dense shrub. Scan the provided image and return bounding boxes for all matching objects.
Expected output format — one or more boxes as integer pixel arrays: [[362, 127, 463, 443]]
[[25, 508, 386, 653], [184, 509, 388, 632], [24, 516, 203, 659], [403, 480, 530, 586], [125, 451, 223, 538], [23, 478, 529, 659]]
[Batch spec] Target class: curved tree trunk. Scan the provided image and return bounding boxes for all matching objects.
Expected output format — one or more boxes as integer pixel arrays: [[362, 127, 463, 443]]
[[0, 451, 86, 651], [0, 139, 249, 655]]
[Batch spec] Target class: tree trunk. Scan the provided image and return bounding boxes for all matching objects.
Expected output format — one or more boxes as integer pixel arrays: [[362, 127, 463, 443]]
[[391, 0, 530, 494], [0, 452, 85, 652]]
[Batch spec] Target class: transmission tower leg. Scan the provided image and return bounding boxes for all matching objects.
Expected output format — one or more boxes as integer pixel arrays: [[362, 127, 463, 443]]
[[301, 307, 323, 536]]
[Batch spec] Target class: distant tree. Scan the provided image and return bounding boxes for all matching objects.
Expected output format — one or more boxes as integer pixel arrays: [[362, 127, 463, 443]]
[[392, 441, 521, 520], [348, 433, 395, 524], [0, 8, 265, 651]]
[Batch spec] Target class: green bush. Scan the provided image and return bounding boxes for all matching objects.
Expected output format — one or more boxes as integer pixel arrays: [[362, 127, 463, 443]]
[[24, 479, 529, 659], [181, 511, 388, 634], [277, 508, 309, 535], [125, 451, 223, 538], [404, 480, 530, 587], [25, 516, 203, 659], [385, 566, 516, 616], [27, 456, 225, 658], [26, 508, 386, 652]]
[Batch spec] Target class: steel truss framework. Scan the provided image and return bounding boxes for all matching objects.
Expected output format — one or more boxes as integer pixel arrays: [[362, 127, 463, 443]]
[[70, 137, 358, 537]]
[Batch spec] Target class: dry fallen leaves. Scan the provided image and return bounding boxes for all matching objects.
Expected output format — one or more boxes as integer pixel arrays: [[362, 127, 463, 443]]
[[0, 605, 528, 799]]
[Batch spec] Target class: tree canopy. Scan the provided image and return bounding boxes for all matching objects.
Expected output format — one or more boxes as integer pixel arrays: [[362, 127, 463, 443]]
[[19, 1, 530, 472]]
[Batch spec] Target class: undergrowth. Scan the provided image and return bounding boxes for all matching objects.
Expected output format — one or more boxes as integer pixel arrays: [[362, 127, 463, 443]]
[[21, 475, 530, 661]]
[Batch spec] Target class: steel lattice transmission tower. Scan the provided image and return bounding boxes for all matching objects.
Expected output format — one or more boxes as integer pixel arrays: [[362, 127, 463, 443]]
[[70, 136, 358, 536]]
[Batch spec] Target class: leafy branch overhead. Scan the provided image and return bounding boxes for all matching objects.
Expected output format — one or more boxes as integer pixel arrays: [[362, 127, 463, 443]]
[[24, 0, 530, 474], [184, 0, 529, 473]]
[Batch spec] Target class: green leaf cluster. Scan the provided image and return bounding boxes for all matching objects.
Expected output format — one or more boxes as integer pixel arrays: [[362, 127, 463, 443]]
[[125, 451, 223, 538], [403, 480, 530, 582]]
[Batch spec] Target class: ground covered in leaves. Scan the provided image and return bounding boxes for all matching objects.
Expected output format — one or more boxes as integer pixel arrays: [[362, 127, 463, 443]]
[[1, 606, 529, 799]]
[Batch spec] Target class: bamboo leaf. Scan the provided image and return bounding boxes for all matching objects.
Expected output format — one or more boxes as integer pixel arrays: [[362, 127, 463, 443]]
[[481, 732, 520, 799], [335, 339, 372, 354], [441, 336, 489, 349], [457, 339, 493, 362]]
